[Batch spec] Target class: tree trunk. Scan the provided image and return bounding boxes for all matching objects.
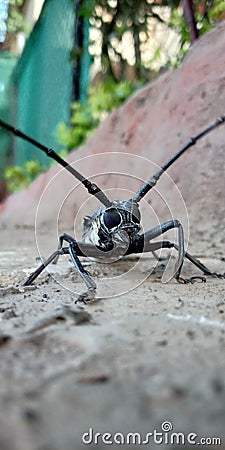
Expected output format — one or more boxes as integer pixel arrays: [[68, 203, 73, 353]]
[[183, 0, 199, 43]]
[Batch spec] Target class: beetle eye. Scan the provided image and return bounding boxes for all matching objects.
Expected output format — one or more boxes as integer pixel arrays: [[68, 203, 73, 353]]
[[103, 209, 121, 229]]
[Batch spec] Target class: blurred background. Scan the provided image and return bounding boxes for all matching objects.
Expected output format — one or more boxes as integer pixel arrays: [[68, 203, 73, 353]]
[[0, 0, 224, 198]]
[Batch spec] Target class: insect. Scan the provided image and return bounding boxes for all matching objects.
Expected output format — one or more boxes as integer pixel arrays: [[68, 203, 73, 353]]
[[0, 116, 225, 303]]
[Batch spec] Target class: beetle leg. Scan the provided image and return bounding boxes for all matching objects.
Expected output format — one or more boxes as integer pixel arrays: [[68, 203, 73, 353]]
[[130, 232, 224, 282], [152, 250, 169, 262], [52, 233, 77, 264], [23, 238, 102, 302], [172, 242, 225, 282], [129, 220, 185, 279], [23, 249, 65, 286], [68, 244, 96, 304]]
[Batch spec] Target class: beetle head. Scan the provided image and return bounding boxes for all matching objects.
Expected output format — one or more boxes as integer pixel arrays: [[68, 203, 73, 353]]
[[100, 199, 141, 235]]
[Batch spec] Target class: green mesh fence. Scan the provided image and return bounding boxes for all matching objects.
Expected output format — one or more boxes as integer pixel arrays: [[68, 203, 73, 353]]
[[0, 52, 17, 174], [11, 0, 79, 167]]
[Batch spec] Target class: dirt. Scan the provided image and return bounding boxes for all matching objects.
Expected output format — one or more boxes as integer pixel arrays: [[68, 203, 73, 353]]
[[0, 225, 225, 450]]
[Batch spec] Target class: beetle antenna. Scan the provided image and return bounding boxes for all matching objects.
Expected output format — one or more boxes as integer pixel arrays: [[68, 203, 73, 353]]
[[132, 115, 225, 203], [0, 120, 112, 207]]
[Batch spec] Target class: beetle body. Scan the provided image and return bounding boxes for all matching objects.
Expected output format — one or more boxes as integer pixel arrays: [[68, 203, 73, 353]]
[[83, 199, 141, 251]]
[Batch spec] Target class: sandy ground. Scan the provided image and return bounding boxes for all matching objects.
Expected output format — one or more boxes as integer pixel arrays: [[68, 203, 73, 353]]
[[0, 225, 225, 450]]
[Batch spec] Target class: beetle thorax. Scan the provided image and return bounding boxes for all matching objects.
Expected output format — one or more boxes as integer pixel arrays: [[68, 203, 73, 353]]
[[82, 199, 141, 250]]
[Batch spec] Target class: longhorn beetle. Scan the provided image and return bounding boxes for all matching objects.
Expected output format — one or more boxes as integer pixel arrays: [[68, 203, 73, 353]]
[[0, 116, 225, 303]]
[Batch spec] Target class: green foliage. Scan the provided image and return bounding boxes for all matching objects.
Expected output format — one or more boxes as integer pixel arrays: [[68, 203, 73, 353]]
[[167, 0, 225, 67], [78, 0, 180, 82], [77, 0, 225, 78], [89, 78, 135, 111], [6, 0, 28, 34], [56, 78, 135, 150], [5, 160, 43, 192], [4, 0, 225, 194], [207, 0, 225, 21], [167, 8, 191, 67], [56, 103, 99, 150], [5, 79, 136, 192]]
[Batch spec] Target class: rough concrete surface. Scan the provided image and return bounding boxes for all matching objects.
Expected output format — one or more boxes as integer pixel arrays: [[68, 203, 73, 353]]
[[0, 21, 225, 450]]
